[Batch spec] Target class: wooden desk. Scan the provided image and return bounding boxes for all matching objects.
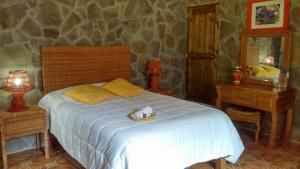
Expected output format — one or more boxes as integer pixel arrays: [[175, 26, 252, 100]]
[[216, 83, 296, 149]]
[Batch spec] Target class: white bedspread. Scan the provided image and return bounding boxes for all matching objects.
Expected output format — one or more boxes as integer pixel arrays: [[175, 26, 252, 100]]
[[39, 89, 244, 169]]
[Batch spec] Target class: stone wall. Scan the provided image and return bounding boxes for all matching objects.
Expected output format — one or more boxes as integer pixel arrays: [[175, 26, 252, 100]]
[[0, 0, 218, 154], [219, 0, 300, 142]]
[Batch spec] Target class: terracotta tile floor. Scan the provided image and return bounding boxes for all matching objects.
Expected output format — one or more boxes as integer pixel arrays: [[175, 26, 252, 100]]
[[2, 131, 300, 169]]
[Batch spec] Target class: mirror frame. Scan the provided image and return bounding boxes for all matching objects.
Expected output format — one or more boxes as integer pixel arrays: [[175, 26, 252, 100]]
[[240, 30, 292, 86]]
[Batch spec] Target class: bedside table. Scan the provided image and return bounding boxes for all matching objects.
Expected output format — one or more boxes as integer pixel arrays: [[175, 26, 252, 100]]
[[148, 88, 172, 96], [0, 105, 49, 169]]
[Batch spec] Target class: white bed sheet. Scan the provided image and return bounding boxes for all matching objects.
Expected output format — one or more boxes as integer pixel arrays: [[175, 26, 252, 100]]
[[39, 88, 244, 169]]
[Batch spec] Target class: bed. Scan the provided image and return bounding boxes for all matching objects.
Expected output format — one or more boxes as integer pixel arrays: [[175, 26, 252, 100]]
[[39, 46, 244, 169]]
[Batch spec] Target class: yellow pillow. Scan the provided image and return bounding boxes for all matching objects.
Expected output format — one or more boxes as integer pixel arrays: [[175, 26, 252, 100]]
[[251, 65, 270, 77], [102, 78, 144, 98], [260, 65, 280, 75], [64, 85, 114, 105]]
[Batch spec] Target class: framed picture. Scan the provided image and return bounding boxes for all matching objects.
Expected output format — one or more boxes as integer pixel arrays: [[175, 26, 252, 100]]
[[247, 0, 290, 32]]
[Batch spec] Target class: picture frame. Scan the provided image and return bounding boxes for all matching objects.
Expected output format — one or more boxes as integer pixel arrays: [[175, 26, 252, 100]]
[[247, 0, 290, 32]]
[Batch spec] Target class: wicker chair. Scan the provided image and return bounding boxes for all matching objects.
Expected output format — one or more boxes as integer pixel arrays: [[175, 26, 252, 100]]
[[227, 106, 261, 143]]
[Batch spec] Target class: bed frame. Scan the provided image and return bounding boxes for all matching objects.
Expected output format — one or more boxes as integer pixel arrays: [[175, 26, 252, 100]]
[[40, 46, 131, 94], [40, 45, 226, 169]]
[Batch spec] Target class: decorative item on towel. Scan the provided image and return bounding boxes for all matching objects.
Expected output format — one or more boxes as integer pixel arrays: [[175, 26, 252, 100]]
[[128, 106, 156, 121]]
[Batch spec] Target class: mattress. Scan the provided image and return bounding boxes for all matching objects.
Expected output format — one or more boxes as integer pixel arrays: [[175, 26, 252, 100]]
[[39, 87, 244, 169]]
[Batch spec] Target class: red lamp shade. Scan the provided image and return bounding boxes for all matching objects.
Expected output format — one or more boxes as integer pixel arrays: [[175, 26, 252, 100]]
[[146, 60, 162, 91], [4, 70, 32, 112]]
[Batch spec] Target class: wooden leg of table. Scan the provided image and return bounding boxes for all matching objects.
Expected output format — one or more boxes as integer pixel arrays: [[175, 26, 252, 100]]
[[216, 95, 222, 109], [255, 123, 260, 144], [268, 111, 278, 149], [215, 158, 226, 169], [1, 132, 7, 169], [44, 130, 49, 159], [36, 133, 40, 150], [283, 108, 293, 145]]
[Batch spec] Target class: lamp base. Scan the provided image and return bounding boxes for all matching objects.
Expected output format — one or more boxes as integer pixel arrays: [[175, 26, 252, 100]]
[[8, 93, 27, 112], [149, 74, 160, 90]]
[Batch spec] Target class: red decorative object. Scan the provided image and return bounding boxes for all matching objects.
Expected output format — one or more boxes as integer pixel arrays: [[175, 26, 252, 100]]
[[146, 60, 162, 91], [247, 0, 290, 32], [4, 70, 32, 112], [233, 66, 242, 85], [143, 113, 147, 119]]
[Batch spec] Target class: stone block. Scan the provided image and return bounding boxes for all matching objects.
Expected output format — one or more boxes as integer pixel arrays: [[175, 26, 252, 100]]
[[55, 0, 76, 7], [165, 34, 175, 49], [156, 11, 165, 23], [0, 32, 13, 47], [0, 44, 32, 67], [158, 24, 165, 39], [171, 22, 185, 37], [149, 40, 160, 58], [75, 38, 92, 45], [14, 29, 30, 42], [21, 18, 42, 37], [26, 0, 38, 8], [141, 29, 154, 42], [54, 37, 69, 45], [124, 0, 138, 17], [103, 7, 120, 20], [87, 3, 102, 20], [292, 7, 300, 27], [104, 32, 117, 42], [131, 41, 148, 54], [157, 0, 166, 9], [0, 4, 27, 29], [0, 90, 11, 109], [43, 28, 59, 39], [223, 37, 239, 60], [176, 37, 186, 55], [80, 22, 94, 38], [62, 12, 81, 33], [97, 0, 115, 8], [123, 20, 140, 33], [37, 0, 62, 26], [220, 19, 235, 40], [137, 0, 153, 16]]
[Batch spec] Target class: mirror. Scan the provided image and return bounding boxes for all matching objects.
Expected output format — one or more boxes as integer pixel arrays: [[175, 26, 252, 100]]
[[240, 30, 291, 86]]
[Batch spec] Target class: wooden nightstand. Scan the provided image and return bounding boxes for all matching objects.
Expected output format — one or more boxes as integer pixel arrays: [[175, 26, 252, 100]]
[[0, 105, 49, 169], [148, 88, 172, 96]]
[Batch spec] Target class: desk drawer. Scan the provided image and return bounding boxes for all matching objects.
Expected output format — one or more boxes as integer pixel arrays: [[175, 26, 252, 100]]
[[4, 115, 45, 138], [230, 90, 256, 106], [256, 93, 273, 110], [217, 84, 295, 113], [220, 90, 230, 100]]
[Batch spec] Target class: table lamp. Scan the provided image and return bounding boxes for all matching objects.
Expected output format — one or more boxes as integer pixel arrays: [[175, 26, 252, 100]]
[[146, 60, 162, 91], [4, 70, 32, 112]]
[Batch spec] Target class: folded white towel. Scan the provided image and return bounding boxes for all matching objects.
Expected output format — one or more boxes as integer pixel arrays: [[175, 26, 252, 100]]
[[129, 106, 155, 120]]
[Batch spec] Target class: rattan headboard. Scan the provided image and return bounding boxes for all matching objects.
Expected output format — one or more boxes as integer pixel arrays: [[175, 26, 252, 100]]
[[41, 46, 131, 94]]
